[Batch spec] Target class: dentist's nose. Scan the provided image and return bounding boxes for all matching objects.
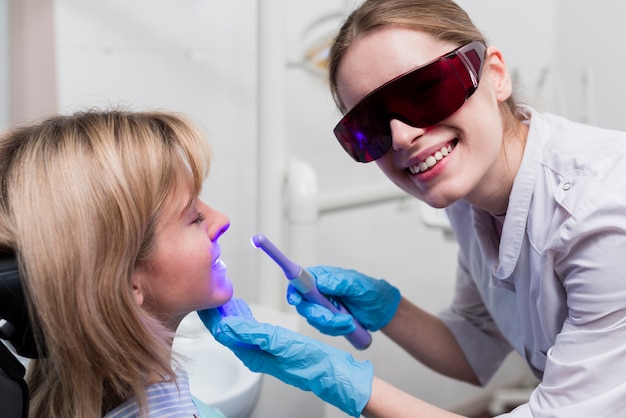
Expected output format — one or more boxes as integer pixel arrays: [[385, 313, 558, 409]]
[[389, 118, 427, 151]]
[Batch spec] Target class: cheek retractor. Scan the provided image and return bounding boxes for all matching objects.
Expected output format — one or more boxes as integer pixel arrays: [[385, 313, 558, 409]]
[[251, 234, 372, 350]]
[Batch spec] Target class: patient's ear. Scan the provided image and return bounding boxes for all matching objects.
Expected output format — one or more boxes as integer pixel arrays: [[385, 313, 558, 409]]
[[131, 269, 145, 306], [133, 285, 144, 305]]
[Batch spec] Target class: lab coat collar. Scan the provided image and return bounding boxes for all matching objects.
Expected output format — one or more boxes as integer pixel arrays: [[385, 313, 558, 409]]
[[479, 107, 544, 283]]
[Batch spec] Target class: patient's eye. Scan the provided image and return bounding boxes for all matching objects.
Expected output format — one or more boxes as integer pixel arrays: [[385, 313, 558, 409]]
[[193, 212, 206, 224]]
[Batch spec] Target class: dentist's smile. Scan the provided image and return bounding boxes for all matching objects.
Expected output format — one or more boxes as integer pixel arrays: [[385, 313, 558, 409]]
[[407, 141, 456, 174]]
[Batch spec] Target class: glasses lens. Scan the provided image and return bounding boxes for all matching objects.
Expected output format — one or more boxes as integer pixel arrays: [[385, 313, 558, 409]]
[[333, 100, 391, 163], [393, 61, 467, 128], [334, 42, 483, 163]]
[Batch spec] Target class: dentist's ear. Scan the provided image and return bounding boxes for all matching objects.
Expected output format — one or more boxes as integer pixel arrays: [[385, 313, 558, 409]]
[[485, 46, 513, 103]]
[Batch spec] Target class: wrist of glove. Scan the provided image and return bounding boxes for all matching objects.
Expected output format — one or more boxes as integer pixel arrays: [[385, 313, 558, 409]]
[[287, 265, 401, 335], [197, 299, 373, 417]]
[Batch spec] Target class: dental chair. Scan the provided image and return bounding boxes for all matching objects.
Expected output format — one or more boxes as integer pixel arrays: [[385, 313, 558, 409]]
[[0, 254, 41, 418]]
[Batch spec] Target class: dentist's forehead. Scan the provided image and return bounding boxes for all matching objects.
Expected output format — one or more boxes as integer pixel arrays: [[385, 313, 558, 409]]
[[336, 27, 457, 110]]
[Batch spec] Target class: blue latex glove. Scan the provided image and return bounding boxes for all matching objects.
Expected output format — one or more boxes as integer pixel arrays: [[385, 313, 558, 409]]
[[198, 299, 373, 418], [287, 265, 401, 336]]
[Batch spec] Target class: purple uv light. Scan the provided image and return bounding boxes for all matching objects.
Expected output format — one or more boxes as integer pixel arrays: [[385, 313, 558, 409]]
[[250, 234, 301, 279]]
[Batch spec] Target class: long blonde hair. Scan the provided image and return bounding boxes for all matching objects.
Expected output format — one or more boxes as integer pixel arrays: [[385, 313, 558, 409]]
[[0, 109, 211, 417], [328, 0, 520, 126]]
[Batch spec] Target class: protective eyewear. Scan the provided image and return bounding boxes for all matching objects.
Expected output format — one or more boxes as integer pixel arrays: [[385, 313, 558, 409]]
[[333, 41, 487, 163]]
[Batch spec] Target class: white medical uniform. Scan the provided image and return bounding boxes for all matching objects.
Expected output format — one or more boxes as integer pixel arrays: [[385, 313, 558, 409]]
[[440, 107, 626, 417]]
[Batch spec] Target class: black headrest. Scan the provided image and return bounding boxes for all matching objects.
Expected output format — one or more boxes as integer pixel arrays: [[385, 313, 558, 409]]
[[0, 255, 42, 359]]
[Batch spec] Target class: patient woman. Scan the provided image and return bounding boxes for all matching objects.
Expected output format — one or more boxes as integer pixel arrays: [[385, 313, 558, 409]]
[[0, 110, 232, 417]]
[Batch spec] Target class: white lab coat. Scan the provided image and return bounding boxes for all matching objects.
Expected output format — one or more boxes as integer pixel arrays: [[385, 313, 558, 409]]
[[440, 107, 626, 417]]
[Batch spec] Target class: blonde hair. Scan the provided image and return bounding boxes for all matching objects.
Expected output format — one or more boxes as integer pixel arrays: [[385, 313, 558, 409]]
[[328, 0, 520, 125], [0, 109, 211, 417]]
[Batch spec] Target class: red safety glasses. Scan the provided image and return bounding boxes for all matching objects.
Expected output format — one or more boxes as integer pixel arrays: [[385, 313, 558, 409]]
[[333, 41, 487, 163]]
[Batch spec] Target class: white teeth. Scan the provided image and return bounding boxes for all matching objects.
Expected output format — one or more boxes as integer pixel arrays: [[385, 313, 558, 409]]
[[409, 144, 454, 174]]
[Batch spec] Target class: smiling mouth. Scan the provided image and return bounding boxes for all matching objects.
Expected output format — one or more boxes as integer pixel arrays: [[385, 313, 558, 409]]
[[407, 140, 457, 174]]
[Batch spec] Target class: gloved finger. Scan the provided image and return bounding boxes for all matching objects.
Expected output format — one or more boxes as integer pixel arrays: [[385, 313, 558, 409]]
[[213, 340, 269, 378], [215, 317, 292, 369], [306, 265, 359, 296], [219, 316, 305, 353], [218, 298, 255, 319], [198, 298, 256, 336], [287, 284, 355, 335], [296, 299, 356, 336], [197, 307, 224, 335], [211, 321, 261, 351], [286, 285, 303, 306]]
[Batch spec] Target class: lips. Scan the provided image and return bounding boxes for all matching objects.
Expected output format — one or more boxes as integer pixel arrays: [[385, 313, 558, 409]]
[[212, 258, 227, 273], [407, 140, 456, 174], [211, 242, 227, 275]]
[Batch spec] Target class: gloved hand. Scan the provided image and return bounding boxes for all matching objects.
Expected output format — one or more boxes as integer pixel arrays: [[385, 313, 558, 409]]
[[197, 299, 373, 418], [287, 265, 401, 336]]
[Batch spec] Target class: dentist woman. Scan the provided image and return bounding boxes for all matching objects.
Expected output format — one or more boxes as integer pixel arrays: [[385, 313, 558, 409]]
[[202, 0, 626, 417]]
